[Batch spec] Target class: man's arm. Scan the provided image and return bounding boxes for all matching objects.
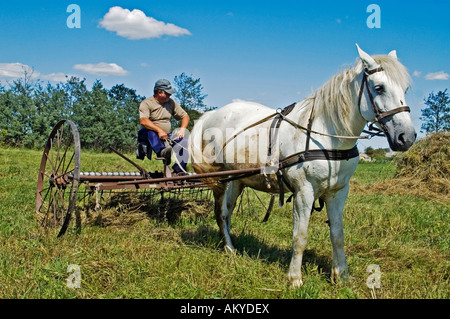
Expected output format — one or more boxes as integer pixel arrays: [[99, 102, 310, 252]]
[[140, 117, 168, 140], [177, 114, 190, 139]]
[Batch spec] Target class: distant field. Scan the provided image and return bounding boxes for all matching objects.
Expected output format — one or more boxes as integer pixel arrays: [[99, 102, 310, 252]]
[[0, 146, 448, 299]]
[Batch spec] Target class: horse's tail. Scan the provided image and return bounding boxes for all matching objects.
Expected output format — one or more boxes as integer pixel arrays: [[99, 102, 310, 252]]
[[189, 110, 215, 171], [188, 110, 228, 193]]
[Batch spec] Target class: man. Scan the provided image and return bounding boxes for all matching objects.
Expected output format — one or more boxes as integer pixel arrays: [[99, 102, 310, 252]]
[[137, 79, 190, 174]]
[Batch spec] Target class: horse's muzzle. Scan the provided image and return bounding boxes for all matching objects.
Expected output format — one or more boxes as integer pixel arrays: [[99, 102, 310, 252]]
[[386, 126, 417, 152]]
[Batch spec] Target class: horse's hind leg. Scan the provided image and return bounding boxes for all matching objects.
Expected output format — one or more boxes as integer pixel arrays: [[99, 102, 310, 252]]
[[214, 181, 244, 253]]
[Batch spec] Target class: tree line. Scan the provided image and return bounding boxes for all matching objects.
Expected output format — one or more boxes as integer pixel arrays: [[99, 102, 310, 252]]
[[0, 73, 208, 153], [1, 72, 447, 152]]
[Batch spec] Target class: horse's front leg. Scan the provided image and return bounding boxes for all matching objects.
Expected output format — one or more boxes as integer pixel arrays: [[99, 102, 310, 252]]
[[288, 184, 315, 288], [324, 184, 350, 283]]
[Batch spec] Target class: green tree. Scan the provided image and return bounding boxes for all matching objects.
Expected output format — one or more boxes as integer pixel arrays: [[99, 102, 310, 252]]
[[108, 84, 144, 151], [31, 82, 71, 148], [0, 84, 11, 144], [172, 73, 213, 131], [421, 89, 450, 134], [2, 78, 36, 147], [173, 73, 207, 111], [0, 74, 147, 152]]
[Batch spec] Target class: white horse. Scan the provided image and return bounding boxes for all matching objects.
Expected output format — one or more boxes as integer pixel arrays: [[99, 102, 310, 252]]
[[188, 45, 416, 287]]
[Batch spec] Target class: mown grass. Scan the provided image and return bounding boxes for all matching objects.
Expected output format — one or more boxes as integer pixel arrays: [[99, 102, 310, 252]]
[[0, 146, 448, 299]]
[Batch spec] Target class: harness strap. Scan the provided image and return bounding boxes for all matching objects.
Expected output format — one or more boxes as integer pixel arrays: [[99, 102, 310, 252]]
[[275, 101, 315, 207], [268, 103, 296, 156], [279, 146, 360, 170], [376, 106, 411, 120], [219, 145, 360, 205], [366, 67, 384, 75]]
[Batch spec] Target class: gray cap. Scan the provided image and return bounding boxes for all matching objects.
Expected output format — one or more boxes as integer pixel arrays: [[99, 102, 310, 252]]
[[154, 79, 176, 95]]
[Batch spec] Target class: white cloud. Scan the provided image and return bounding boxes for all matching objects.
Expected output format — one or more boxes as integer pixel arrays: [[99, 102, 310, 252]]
[[412, 70, 422, 77], [41, 72, 69, 82], [99, 6, 191, 40], [0, 63, 38, 79], [425, 71, 449, 81], [0, 63, 72, 82], [73, 62, 129, 76]]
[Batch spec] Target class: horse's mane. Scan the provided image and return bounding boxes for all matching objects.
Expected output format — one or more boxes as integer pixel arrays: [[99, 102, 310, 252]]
[[295, 54, 412, 136]]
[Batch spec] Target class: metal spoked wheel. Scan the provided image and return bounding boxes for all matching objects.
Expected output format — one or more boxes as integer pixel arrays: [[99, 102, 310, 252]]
[[36, 120, 81, 237]]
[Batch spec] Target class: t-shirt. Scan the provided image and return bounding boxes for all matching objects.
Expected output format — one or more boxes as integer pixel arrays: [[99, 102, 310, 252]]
[[139, 96, 188, 133]]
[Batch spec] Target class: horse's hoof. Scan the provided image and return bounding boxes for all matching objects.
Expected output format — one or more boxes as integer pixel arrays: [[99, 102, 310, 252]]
[[290, 279, 304, 288], [224, 245, 235, 254], [331, 268, 349, 284], [288, 277, 304, 288]]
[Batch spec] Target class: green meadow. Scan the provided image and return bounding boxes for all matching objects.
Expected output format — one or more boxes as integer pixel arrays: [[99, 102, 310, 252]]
[[0, 146, 448, 299]]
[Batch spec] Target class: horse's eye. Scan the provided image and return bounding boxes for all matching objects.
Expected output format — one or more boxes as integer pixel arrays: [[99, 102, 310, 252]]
[[374, 85, 384, 94]]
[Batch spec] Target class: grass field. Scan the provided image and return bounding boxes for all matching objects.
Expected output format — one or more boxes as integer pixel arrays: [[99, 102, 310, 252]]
[[0, 146, 448, 299]]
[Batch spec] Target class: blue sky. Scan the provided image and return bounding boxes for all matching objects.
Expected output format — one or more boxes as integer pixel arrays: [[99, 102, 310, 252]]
[[1, 0, 449, 150]]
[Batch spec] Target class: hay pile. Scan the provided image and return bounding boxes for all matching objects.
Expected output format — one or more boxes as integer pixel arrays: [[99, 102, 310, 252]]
[[373, 132, 449, 202]]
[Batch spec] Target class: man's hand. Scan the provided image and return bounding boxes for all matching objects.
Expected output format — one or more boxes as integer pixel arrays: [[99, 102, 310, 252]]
[[158, 129, 168, 140], [176, 128, 186, 139], [176, 115, 190, 139]]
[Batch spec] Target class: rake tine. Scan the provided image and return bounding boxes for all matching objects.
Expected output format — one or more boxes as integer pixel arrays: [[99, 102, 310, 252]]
[[262, 194, 276, 223], [251, 188, 267, 211], [245, 187, 255, 216], [237, 189, 244, 215]]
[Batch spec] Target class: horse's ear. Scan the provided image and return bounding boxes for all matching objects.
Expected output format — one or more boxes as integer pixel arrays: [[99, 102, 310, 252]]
[[356, 44, 379, 70], [388, 50, 398, 59]]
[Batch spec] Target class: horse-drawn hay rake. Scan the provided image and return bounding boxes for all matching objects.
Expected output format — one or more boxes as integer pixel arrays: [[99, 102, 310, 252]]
[[36, 120, 276, 237]]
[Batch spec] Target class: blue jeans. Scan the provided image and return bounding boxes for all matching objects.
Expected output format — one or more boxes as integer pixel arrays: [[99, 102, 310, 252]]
[[137, 128, 188, 173]]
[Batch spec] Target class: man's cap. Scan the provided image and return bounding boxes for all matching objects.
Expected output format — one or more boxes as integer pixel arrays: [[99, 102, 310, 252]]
[[154, 79, 176, 95]]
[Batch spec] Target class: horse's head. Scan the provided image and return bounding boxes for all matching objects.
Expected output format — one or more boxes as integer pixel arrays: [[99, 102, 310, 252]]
[[356, 45, 416, 151]]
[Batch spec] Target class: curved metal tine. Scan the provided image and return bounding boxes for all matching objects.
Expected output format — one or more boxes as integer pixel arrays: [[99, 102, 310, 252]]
[[236, 188, 245, 215], [250, 188, 267, 211], [245, 187, 254, 216], [262, 195, 276, 223]]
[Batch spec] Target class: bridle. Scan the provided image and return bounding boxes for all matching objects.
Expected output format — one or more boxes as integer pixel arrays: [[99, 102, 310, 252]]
[[357, 67, 411, 133]]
